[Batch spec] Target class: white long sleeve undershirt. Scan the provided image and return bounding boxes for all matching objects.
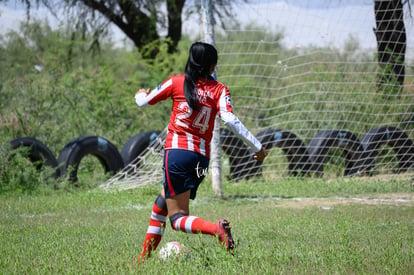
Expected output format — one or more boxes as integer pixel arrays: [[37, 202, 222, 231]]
[[220, 110, 262, 153]]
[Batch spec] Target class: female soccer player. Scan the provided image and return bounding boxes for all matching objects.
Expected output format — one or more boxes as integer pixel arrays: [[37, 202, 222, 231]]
[[135, 41, 267, 261]]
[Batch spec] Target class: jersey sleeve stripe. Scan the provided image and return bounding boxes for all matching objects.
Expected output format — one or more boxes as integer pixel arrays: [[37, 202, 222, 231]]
[[218, 87, 228, 114], [147, 78, 173, 104]]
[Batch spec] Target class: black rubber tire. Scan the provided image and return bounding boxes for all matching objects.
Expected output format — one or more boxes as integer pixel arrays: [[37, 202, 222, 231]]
[[360, 126, 414, 173], [307, 129, 366, 177], [121, 130, 161, 166], [58, 136, 124, 182], [257, 128, 311, 176], [220, 128, 263, 181], [9, 137, 60, 178]]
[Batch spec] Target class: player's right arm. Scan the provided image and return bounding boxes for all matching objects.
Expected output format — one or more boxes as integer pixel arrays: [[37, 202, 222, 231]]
[[135, 78, 173, 107], [135, 88, 151, 106]]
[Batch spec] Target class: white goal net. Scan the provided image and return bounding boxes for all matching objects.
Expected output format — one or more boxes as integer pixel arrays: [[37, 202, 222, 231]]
[[102, 0, 414, 190]]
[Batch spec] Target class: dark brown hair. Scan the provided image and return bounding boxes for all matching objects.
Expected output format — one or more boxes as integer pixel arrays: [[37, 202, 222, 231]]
[[183, 42, 218, 110]]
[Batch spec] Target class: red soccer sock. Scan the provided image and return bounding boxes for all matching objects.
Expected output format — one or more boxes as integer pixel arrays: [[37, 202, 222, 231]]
[[138, 203, 168, 259], [171, 215, 217, 236]]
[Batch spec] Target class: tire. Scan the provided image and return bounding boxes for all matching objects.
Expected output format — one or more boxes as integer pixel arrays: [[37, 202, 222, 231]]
[[58, 136, 124, 182], [9, 137, 60, 178], [307, 129, 365, 177], [121, 130, 161, 166], [257, 128, 310, 176], [220, 128, 263, 181], [360, 126, 414, 173]]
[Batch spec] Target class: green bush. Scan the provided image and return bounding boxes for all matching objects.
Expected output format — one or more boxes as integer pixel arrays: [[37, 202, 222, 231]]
[[0, 145, 56, 193]]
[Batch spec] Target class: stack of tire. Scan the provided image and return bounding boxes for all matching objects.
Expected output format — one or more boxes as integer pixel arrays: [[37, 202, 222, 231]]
[[6, 130, 161, 184], [220, 126, 414, 181]]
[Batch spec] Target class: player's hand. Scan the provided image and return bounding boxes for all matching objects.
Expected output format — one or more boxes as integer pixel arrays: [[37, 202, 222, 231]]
[[135, 88, 151, 97], [135, 88, 151, 96], [135, 88, 151, 107], [254, 147, 267, 161]]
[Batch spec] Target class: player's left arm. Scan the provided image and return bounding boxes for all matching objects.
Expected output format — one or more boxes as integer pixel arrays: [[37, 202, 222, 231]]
[[217, 87, 263, 154], [220, 109, 267, 161]]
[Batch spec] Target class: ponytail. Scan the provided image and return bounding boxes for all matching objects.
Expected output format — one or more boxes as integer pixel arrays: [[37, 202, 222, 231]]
[[184, 42, 218, 110]]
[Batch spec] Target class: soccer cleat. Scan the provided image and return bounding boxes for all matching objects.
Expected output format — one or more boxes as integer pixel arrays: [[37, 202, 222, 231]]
[[217, 219, 236, 251]]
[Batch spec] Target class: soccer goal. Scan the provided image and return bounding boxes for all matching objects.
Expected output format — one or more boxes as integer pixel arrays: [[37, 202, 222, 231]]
[[101, 0, 414, 190]]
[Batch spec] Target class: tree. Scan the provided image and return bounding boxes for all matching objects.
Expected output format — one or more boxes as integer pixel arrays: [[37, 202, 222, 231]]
[[0, 0, 245, 56], [373, 0, 409, 96]]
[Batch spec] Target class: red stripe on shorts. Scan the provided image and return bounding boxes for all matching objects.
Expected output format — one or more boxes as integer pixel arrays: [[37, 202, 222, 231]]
[[165, 150, 175, 197]]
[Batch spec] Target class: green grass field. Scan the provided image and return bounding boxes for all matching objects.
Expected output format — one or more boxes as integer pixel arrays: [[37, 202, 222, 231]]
[[1, 176, 413, 274]]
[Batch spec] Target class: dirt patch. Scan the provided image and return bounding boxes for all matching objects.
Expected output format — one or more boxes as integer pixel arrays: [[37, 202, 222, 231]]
[[274, 193, 414, 209]]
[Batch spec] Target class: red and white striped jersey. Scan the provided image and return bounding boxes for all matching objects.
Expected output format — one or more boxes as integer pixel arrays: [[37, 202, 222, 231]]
[[135, 74, 262, 158]]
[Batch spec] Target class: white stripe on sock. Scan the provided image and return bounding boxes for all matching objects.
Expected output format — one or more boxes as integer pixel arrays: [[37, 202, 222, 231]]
[[147, 225, 163, 235], [185, 216, 197, 233], [174, 216, 184, 231]]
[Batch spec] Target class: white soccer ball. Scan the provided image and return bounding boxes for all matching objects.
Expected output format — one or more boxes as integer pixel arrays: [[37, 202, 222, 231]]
[[158, 241, 189, 260]]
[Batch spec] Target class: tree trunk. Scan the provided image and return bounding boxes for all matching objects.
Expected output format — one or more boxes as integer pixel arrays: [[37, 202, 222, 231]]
[[373, 0, 406, 96], [167, 0, 185, 53]]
